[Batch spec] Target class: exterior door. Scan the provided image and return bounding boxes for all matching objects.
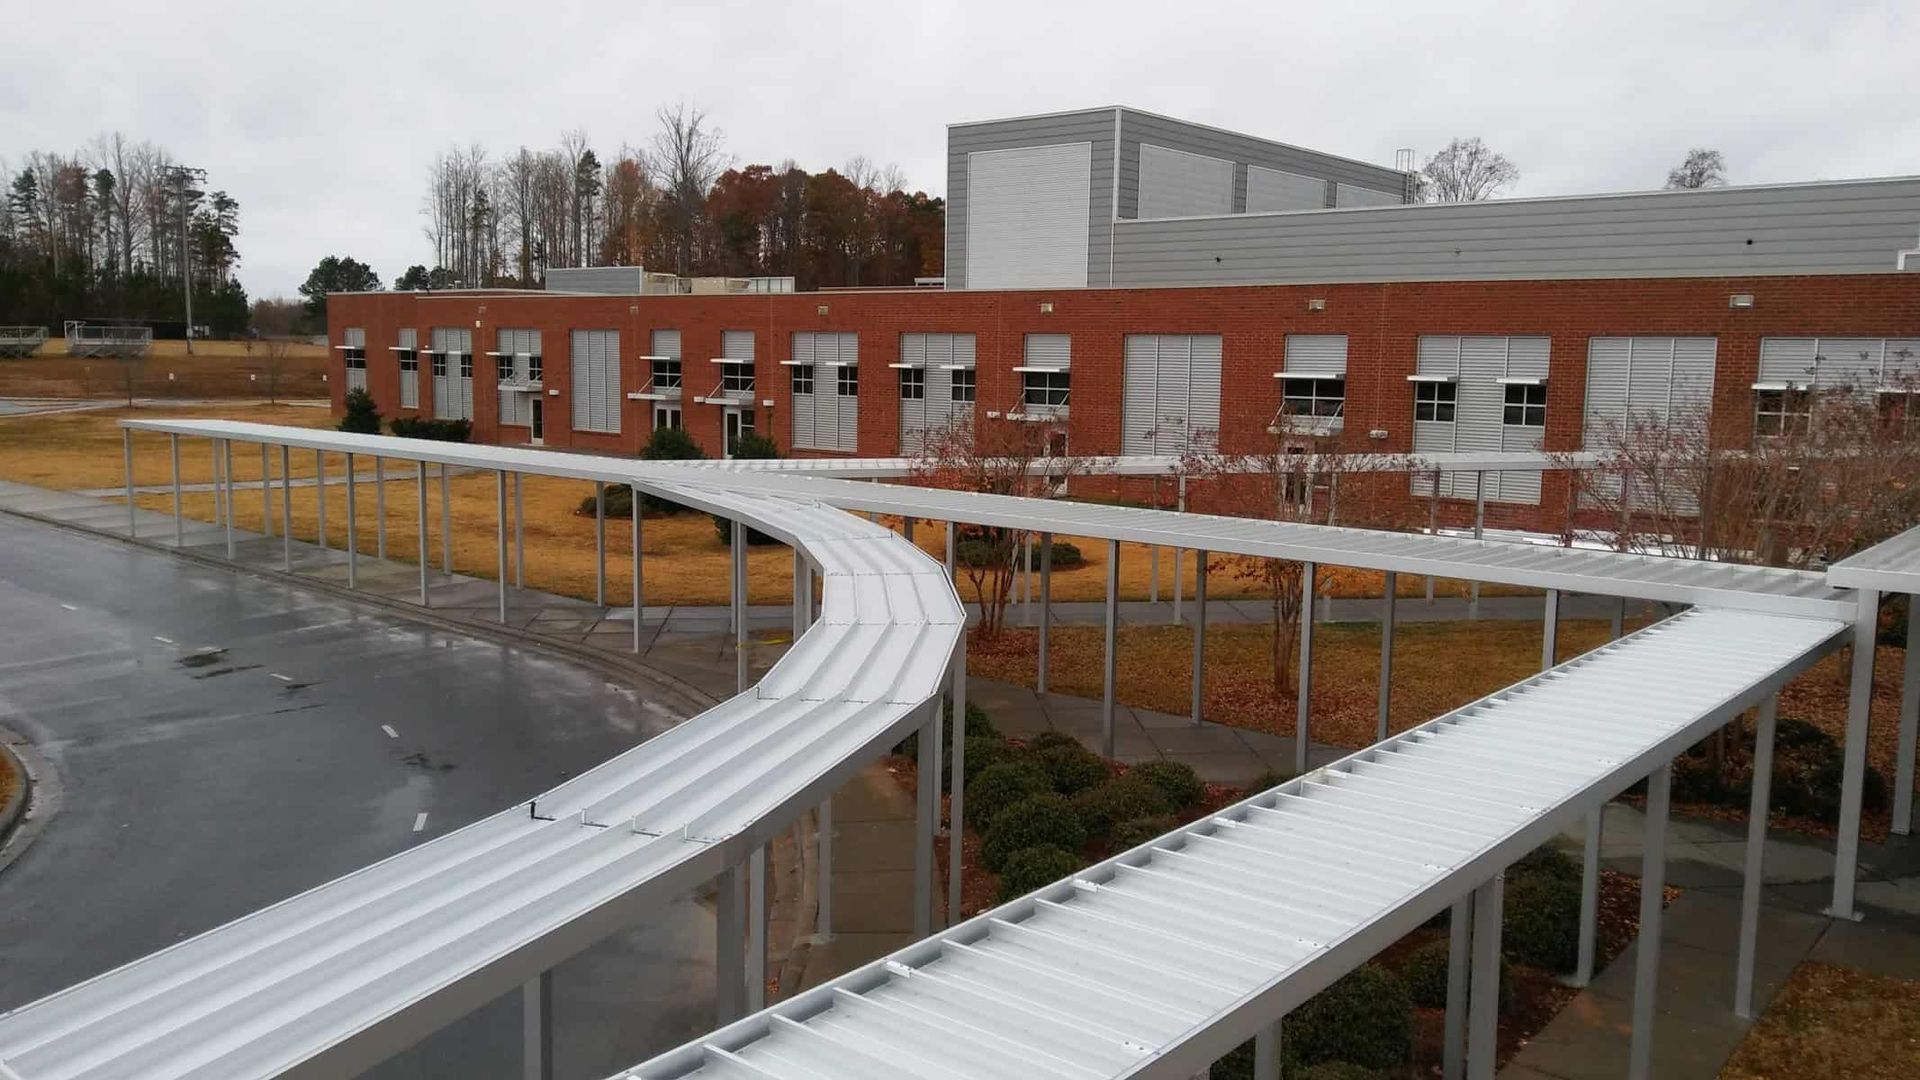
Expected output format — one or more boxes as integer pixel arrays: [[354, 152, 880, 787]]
[[723, 409, 753, 458], [530, 398, 544, 445]]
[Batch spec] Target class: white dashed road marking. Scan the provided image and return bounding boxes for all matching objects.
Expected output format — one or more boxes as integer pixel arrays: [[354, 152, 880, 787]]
[[152, 636, 174, 645], [412, 813, 428, 833], [270, 673, 293, 682], [60, 603, 77, 611], [381, 725, 399, 739]]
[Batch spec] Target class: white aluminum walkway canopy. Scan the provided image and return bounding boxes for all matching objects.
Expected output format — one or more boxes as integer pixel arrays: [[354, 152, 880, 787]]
[[1826, 522, 1920, 594], [117, 422, 1852, 620], [0, 429, 965, 1080], [674, 449, 1603, 479], [619, 607, 1846, 1080]]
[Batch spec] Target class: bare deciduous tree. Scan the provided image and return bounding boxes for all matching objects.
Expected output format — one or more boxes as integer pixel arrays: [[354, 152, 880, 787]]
[[260, 338, 291, 404], [1420, 137, 1520, 202], [1666, 148, 1728, 190], [645, 102, 727, 277], [909, 411, 1093, 637]]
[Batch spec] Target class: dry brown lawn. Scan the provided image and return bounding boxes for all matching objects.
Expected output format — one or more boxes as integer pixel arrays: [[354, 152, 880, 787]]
[[0, 405, 339, 491], [0, 340, 328, 399], [1721, 962, 1920, 1079]]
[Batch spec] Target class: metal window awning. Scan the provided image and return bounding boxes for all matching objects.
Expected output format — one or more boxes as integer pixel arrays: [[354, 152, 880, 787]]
[[710, 357, 754, 364], [1012, 365, 1071, 374], [1274, 369, 1346, 378], [1406, 374, 1457, 383], [889, 362, 924, 370], [640, 355, 678, 362], [1495, 376, 1547, 386], [620, 607, 1846, 1080], [1751, 381, 1809, 391], [939, 363, 977, 371]]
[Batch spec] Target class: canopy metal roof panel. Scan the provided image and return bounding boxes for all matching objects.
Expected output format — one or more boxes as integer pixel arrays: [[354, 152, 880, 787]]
[[673, 449, 1601, 479], [1826, 524, 1920, 594], [115, 423, 1849, 619], [0, 430, 964, 1080], [619, 607, 1846, 1080]]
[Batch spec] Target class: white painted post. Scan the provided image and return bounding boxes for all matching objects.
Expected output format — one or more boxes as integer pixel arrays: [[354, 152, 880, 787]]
[[715, 865, 744, 1025], [374, 457, 386, 560], [343, 452, 357, 588], [948, 634, 968, 926], [747, 845, 767, 1011], [1253, 1019, 1282, 1080], [1174, 474, 1187, 625], [1444, 896, 1471, 1080], [1296, 561, 1316, 775], [1102, 539, 1120, 759], [1542, 587, 1560, 670], [1613, 595, 1627, 639], [259, 444, 271, 539], [521, 970, 552, 1080], [1426, 467, 1440, 603], [280, 445, 292, 571], [1467, 875, 1503, 1080], [313, 449, 325, 553], [1377, 571, 1397, 743], [415, 461, 429, 606], [169, 433, 183, 546], [514, 472, 525, 587], [210, 440, 223, 529], [914, 702, 936, 937], [594, 482, 606, 607], [1736, 694, 1779, 1019], [222, 440, 235, 559], [631, 485, 644, 654], [1628, 763, 1673, 1080], [1573, 807, 1604, 988], [1829, 588, 1879, 920], [1150, 544, 1159, 605], [1192, 550, 1208, 726], [1038, 531, 1053, 695], [495, 471, 508, 623], [1469, 471, 1486, 619], [122, 430, 135, 537], [439, 464, 453, 577], [1895, 610, 1918, 836], [817, 796, 834, 940], [733, 520, 748, 694]]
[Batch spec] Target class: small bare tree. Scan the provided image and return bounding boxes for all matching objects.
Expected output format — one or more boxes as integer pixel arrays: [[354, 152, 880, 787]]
[[909, 409, 1092, 637], [1420, 137, 1520, 202], [1665, 148, 1728, 190], [260, 338, 291, 404], [1179, 432, 1417, 696], [645, 102, 727, 277]]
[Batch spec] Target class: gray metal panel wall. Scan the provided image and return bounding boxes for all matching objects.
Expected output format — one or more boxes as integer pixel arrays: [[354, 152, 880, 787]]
[[1759, 337, 1920, 388], [1116, 108, 1406, 220], [964, 143, 1095, 289], [1335, 183, 1404, 208], [1122, 334, 1222, 453], [545, 266, 646, 294], [722, 330, 754, 361], [1283, 334, 1348, 375], [1137, 144, 1234, 219], [651, 329, 681, 359], [1024, 333, 1073, 368], [947, 109, 1117, 289], [570, 329, 621, 433], [1248, 166, 1331, 212], [1109, 177, 1920, 286]]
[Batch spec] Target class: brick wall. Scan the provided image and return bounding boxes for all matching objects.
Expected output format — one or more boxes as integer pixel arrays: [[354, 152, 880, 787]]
[[328, 274, 1920, 528]]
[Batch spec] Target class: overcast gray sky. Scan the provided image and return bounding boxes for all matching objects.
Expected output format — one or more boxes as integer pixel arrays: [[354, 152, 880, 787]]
[[4, 0, 1915, 299]]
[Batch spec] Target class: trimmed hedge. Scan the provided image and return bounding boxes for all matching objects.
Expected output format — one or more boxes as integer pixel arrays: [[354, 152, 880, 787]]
[[339, 387, 381, 433], [1402, 938, 1512, 1012], [388, 416, 470, 441], [1512, 844, 1581, 886], [1284, 963, 1413, 1072], [995, 845, 1083, 903], [1072, 777, 1173, 836], [1109, 814, 1177, 852], [981, 793, 1085, 872], [1033, 742, 1110, 795], [966, 761, 1052, 833], [1130, 760, 1204, 809], [954, 536, 1087, 570], [895, 700, 999, 762], [1669, 715, 1888, 824], [636, 427, 706, 514], [1502, 871, 1582, 972], [1294, 1063, 1383, 1080]]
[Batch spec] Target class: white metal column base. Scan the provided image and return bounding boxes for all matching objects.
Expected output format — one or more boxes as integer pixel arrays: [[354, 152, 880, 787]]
[[1570, 807, 1603, 988], [1444, 895, 1471, 1080], [1466, 875, 1503, 1080]]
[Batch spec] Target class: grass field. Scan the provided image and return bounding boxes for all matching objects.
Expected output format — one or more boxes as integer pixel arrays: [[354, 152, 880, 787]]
[[0, 340, 329, 400], [1721, 962, 1920, 1079], [0, 405, 338, 491]]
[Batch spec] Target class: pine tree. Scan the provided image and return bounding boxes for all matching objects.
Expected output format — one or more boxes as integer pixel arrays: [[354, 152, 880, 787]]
[[338, 387, 382, 434]]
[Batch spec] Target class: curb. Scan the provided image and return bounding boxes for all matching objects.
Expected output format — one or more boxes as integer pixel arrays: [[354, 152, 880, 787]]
[[0, 736, 28, 855], [0, 503, 719, 721]]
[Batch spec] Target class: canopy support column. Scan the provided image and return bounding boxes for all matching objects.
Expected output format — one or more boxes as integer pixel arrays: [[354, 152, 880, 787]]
[[1296, 561, 1316, 775], [514, 473, 525, 587], [632, 486, 644, 653], [594, 482, 606, 606], [1572, 808, 1603, 988], [439, 464, 452, 577], [343, 453, 358, 588], [1628, 763, 1673, 1080], [121, 430, 135, 537], [914, 701, 936, 937], [1736, 694, 1779, 1019], [817, 797, 834, 940], [1828, 588, 1879, 920], [374, 456, 386, 559], [715, 864, 744, 1026], [1467, 875, 1503, 1080], [1037, 532, 1053, 695], [1192, 550, 1208, 726], [1469, 470, 1485, 620], [258, 444, 270, 538], [747, 845, 767, 1012], [949, 633, 969, 926], [1542, 587, 1560, 668], [312, 449, 324, 553], [521, 970, 552, 1080], [1894, 609, 1918, 836], [222, 440, 235, 559], [169, 433, 182, 547], [1173, 475, 1187, 624], [495, 470, 508, 623], [415, 461, 429, 606], [279, 446, 292, 570], [733, 520, 748, 694], [1444, 896, 1471, 1080], [1377, 571, 1397, 742], [1253, 1019, 1282, 1080], [1102, 539, 1120, 759]]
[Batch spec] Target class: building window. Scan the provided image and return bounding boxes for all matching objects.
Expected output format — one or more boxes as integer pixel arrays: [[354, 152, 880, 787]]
[[431, 353, 447, 378], [899, 368, 926, 400], [1503, 383, 1546, 426], [399, 351, 418, 374], [791, 365, 813, 396], [652, 358, 681, 389], [723, 364, 755, 394], [654, 405, 681, 431], [951, 368, 976, 403], [527, 352, 543, 383], [1282, 376, 1345, 418], [459, 354, 473, 380], [837, 366, 859, 397], [1754, 388, 1811, 437], [1023, 370, 1071, 408], [1414, 381, 1457, 421]]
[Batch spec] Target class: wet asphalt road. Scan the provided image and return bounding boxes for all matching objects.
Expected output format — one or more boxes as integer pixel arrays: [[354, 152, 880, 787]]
[[0, 514, 715, 1078]]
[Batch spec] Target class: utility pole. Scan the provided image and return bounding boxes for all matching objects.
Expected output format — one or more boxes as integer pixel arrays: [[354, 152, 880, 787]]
[[165, 165, 206, 355]]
